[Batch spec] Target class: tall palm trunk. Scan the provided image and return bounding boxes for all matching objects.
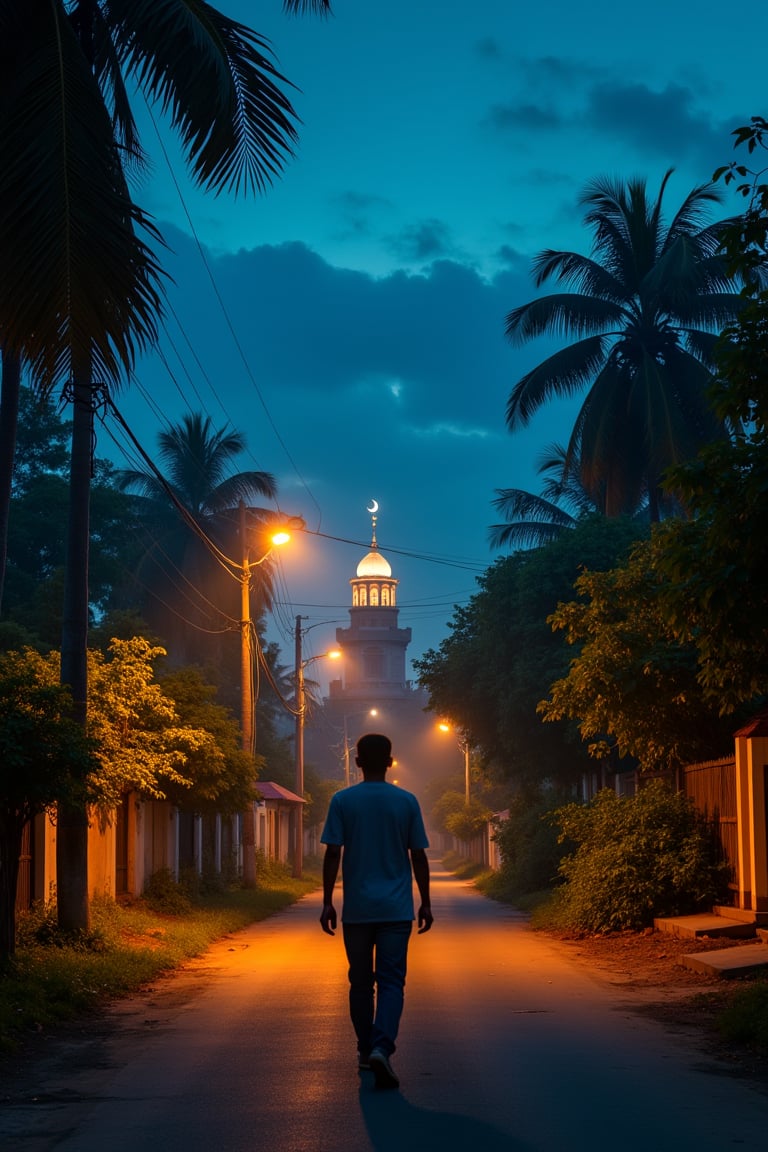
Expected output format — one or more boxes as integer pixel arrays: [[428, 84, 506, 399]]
[[56, 373, 93, 933], [0, 350, 21, 614]]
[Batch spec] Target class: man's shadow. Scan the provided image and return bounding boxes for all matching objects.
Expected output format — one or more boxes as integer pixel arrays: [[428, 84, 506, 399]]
[[358, 1080, 531, 1152]]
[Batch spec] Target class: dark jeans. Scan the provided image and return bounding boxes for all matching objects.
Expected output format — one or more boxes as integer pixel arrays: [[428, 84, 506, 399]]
[[342, 921, 412, 1057]]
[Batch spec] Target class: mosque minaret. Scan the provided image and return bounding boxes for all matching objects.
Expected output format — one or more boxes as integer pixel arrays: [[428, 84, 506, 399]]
[[330, 502, 412, 701]]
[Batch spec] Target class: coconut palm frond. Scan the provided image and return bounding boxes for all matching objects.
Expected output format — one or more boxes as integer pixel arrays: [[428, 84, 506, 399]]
[[208, 473, 278, 514], [506, 335, 609, 427], [505, 294, 621, 345], [0, 1, 164, 389], [282, 0, 333, 13], [505, 171, 744, 520], [109, 0, 299, 195], [488, 517, 573, 551]]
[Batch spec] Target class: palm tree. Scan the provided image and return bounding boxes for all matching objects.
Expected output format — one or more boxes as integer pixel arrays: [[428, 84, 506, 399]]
[[489, 442, 682, 551], [0, 0, 327, 931], [505, 171, 745, 521], [489, 444, 598, 550], [118, 412, 279, 665]]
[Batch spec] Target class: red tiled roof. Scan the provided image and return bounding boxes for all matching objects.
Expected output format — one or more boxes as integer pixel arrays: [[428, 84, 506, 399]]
[[255, 781, 305, 804]]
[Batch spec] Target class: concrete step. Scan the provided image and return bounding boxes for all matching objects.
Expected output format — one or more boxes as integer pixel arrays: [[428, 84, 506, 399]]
[[712, 904, 761, 924], [654, 913, 756, 940], [682, 941, 768, 979]]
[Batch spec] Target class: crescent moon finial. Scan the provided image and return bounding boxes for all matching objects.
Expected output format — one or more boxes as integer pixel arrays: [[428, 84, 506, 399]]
[[366, 500, 379, 547]]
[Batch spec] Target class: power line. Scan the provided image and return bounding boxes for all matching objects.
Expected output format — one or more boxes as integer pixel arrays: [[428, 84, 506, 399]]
[[143, 98, 322, 526]]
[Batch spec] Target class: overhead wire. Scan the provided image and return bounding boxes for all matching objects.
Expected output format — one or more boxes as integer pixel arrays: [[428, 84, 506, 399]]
[[97, 419, 243, 633], [105, 397, 249, 583], [142, 96, 322, 525]]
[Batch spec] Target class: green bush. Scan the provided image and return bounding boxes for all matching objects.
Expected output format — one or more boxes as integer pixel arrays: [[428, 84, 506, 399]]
[[486, 791, 571, 900], [15, 895, 111, 952], [142, 869, 193, 914], [547, 781, 730, 932]]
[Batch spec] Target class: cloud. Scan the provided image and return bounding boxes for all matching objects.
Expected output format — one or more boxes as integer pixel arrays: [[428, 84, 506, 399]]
[[484, 102, 562, 132], [584, 81, 727, 164], [406, 422, 493, 440], [333, 190, 394, 237], [136, 228, 533, 442], [474, 37, 503, 60], [496, 244, 528, 269], [386, 218, 463, 263]]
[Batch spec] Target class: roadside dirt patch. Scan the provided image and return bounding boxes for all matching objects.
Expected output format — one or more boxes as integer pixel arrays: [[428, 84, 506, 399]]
[[545, 926, 749, 995], [543, 926, 768, 1092]]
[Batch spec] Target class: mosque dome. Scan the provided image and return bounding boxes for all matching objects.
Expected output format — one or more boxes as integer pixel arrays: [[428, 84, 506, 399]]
[[356, 550, 392, 578]]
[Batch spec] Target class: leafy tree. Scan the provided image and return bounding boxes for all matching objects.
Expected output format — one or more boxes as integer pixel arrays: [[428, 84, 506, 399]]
[[0, 649, 94, 960], [0, 0, 325, 931], [117, 413, 278, 669], [548, 782, 730, 931], [415, 516, 644, 789], [80, 638, 205, 808], [488, 791, 570, 900], [540, 537, 739, 775], [5, 461, 145, 646], [3, 389, 146, 647], [431, 789, 492, 843], [159, 666, 259, 814], [251, 638, 296, 779], [10, 386, 70, 494], [301, 764, 341, 834], [505, 172, 744, 521], [652, 121, 768, 711]]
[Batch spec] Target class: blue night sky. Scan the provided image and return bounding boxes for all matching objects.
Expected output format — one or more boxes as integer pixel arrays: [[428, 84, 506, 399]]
[[107, 0, 767, 685]]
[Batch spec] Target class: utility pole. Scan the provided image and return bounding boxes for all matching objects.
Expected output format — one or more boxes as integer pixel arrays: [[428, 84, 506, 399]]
[[293, 614, 305, 878], [240, 500, 258, 888]]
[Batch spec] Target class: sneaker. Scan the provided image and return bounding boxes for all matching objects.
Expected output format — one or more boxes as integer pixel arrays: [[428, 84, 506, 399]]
[[358, 1052, 371, 1071], [369, 1048, 399, 1090]]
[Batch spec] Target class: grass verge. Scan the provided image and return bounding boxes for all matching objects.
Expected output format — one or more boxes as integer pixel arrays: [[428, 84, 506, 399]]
[[1, 864, 318, 1055], [716, 978, 768, 1054]]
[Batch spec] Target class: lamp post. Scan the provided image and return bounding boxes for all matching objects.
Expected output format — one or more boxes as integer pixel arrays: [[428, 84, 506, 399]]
[[438, 722, 471, 804], [238, 504, 293, 888], [342, 709, 379, 786], [293, 614, 341, 878]]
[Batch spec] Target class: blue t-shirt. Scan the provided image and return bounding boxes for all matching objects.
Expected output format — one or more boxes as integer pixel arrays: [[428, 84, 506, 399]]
[[321, 781, 429, 923]]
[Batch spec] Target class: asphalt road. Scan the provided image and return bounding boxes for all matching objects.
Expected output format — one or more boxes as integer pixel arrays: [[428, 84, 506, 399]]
[[1, 861, 766, 1151]]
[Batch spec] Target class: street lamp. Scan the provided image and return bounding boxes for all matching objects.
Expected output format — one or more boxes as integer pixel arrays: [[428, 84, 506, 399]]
[[238, 504, 299, 888], [438, 721, 471, 805], [342, 709, 379, 787], [294, 614, 341, 878]]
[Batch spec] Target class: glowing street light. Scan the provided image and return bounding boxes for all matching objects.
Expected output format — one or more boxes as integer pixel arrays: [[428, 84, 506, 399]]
[[438, 720, 471, 805], [238, 504, 300, 888], [294, 614, 341, 878], [343, 709, 379, 787]]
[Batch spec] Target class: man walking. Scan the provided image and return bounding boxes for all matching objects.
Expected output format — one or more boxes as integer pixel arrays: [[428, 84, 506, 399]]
[[320, 732, 433, 1090]]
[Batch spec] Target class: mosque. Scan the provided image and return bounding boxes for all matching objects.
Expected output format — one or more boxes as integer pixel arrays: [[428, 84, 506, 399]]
[[304, 506, 450, 799]]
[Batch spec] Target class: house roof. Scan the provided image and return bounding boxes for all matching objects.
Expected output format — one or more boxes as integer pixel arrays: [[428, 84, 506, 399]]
[[256, 781, 305, 804], [734, 706, 768, 739]]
